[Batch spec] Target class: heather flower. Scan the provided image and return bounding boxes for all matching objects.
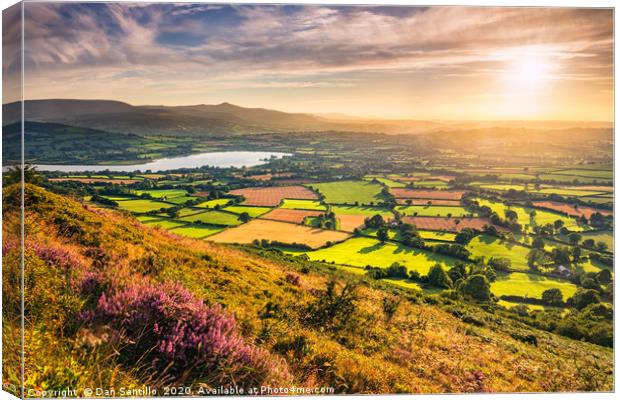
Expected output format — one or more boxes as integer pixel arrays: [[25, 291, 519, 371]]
[[83, 280, 288, 385]]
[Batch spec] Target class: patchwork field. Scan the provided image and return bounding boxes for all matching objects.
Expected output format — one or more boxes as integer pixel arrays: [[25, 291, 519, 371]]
[[48, 177, 140, 184], [491, 272, 579, 300], [261, 208, 324, 224], [467, 235, 531, 271], [476, 199, 583, 231], [115, 199, 173, 213], [178, 210, 243, 226], [169, 224, 225, 239], [395, 205, 473, 217], [280, 199, 326, 211], [309, 180, 386, 205], [402, 216, 501, 232], [299, 237, 457, 275], [222, 205, 272, 217], [532, 201, 612, 219], [390, 188, 464, 200], [207, 219, 351, 248], [418, 230, 457, 241], [229, 185, 318, 206], [396, 198, 462, 206], [195, 198, 232, 208]]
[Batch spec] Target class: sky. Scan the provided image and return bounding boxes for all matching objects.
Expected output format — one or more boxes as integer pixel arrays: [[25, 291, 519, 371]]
[[3, 3, 614, 121]]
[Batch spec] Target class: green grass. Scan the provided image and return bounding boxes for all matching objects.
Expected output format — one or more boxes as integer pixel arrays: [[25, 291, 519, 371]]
[[169, 224, 225, 238], [531, 188, 606, 197], [309, 180, 386, 205], [222, 205, 272, 217], [476, 199, 582, 231], [165, 196, 199, 205], [538, 174, 608, 184], [178, 211, 243, 226], [101, 195, 135, 201], [280, 199, 326, 211], [569, 231, 613, 250], [467, 235, 531, 271], [364, 176, 406, 188], [395, 205, 473, 217], [143, 218, 188, 229], [299, 237, 457, 275], [551, 169, 613, 179], [134, 189, 188, 199], [116, 199, 173, 213], [418, 230, 456, 241], [491, 272, 578, 300], [195, 199, 233, 208], [332, 205, 393, 217]]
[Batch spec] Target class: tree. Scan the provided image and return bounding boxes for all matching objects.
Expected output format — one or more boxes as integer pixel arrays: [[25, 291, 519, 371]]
[[488, 257, 511, 272], [505, 209, 518, 222], [458, 274, 492, 302], [582, 239, 596, 249], [553, 219, 564, 232], [377, 227, 389, 243], [4, 164, 42, 185], [568, 232, 582, 246], [568, 289, 600, 310], [365, 214, 386, 229], [597, 269, 612, 284], [531, 237, 545, 250], [427, 264, 453, 289], [596, 241, 609, 252], [527, 249, 548, 270], [238, 212, 251, 223], [541, 288, 564, 306]]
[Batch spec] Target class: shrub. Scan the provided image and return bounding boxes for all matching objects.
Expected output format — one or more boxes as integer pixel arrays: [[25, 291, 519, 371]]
[[458, 274, 492, 302], [82, 280, 287, 385]]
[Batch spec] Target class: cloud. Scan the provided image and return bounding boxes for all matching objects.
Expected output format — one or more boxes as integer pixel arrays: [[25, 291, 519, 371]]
[[11, 3, 612, 120]]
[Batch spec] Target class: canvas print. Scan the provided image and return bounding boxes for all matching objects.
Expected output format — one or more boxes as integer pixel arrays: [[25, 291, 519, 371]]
[[1, 1, 614, 397]]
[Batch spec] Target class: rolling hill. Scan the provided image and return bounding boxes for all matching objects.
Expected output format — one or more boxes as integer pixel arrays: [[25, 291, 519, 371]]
[[1, 183, 613, 394]]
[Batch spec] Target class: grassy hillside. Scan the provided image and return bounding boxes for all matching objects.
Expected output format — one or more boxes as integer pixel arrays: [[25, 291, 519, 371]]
[[2, 184, 613, 395]]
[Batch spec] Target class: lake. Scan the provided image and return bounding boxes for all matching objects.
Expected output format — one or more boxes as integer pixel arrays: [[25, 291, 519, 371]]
[[32, 151, 291, 172]]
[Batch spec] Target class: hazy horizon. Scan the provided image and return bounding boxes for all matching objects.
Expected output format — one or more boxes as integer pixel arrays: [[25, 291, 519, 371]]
[[3, 4, 613, 121]]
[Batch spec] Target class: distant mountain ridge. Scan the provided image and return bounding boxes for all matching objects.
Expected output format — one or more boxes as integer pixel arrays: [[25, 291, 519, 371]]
[[2, 99, 613, 137]]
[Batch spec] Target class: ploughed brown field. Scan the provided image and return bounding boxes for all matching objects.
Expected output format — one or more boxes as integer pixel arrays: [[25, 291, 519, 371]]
[[336, 215, 368, 232], [261, 208, 324, 224], [228, 185, 318, 206], [396, 198, 462, 206], [48, 178, 140, 184], [390, 188, 465, 200], [532, 201, 613, 219], [402, 216, 507, 232], [207, 219, 350, 248]]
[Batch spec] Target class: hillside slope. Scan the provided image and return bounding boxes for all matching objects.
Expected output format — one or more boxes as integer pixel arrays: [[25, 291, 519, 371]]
[[2, 184, 613, 395]]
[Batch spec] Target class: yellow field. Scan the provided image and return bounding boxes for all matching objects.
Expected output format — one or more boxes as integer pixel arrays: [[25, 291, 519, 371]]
[[207, 219, 351, 249]]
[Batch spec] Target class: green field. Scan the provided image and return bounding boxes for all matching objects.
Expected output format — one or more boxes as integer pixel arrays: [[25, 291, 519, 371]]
[[477, 199, 582, 231], [332, 205, 393, 217], [538, 174, 609, 184], [395, 205, 473, 217], [309, 180, 386, 205], [280, 199, 326, 211], [364, 176, 406, 188], [178, 211, 243, 226], [300, 237, 457, 275], [170, 224, 225, 238], [551, 169, 613, 179], [531, 187, 607, 197], [116, 199, 173, 213], [222, 205, 272, 217], [143, 218, 188, 229], [580, 196, 613, 205], [467, 235, 531, 271], [195, 198, 233, 208], [491, 272, 578, 300], [418, 230, 457, 241], [570, 230, 613, 250], [134, 189, 189, 199]]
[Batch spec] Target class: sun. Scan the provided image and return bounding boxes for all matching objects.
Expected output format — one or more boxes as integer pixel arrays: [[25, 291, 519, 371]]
[[510, 57, 549, 84]]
